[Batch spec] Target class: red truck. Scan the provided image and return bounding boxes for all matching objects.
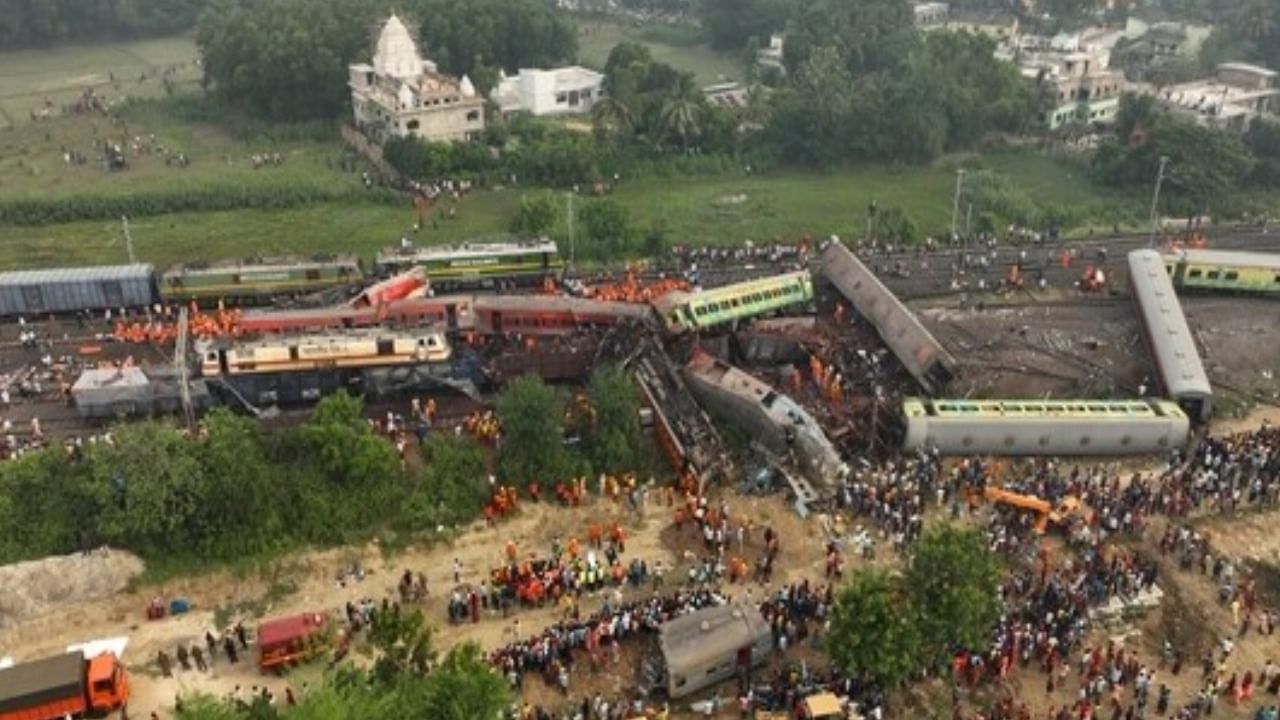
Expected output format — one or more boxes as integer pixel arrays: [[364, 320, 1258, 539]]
[[258, 612, 329, 673], [0, 650, 128, 720]]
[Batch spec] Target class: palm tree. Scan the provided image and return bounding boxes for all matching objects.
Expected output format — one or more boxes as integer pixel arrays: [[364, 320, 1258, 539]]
[[659, 88, 705, 151], [591, 96, 633, 135]]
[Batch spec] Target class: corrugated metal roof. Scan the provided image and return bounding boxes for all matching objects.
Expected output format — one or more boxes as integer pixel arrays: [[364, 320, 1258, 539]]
[[0, 264, 153, 286]]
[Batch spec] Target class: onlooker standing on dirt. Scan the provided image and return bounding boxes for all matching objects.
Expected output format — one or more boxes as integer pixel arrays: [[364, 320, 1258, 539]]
[[192, 644, 207, 672], [157, 649, 172, 678], [235, 622, 248, 650]]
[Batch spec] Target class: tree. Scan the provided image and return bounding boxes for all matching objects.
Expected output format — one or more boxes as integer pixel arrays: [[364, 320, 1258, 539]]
[[905, 523, 1002, 668], [510, 191, 560, 237], [85, 421, 204, 555], [1095, 110, 1255, 213], [408, 435, 489, 527], [827, 569, 923, 687], [197, 0, 379, 121], [579, 198, 632, 257], [496, 375, 573, 487], [1245, 118, 1280, 188], [591, 96, 634, 137], [659, 89, 706, 150], [586, 366, 645, 475], [368, 608, 437, 684], [417, 643, 513, 720]]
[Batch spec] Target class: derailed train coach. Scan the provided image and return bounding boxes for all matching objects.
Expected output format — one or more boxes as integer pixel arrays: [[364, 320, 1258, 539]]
[[821, 241, 957, 394], [901, 397, 1190, 456], [1128, 249, 1212, 423]]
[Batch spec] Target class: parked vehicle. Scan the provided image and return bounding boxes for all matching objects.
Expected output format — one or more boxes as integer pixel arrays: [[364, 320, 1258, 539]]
[[0, 650, 128, 720]]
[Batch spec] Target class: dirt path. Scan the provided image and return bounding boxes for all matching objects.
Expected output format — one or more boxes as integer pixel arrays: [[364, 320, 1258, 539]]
[[1, 489, 839, 718]]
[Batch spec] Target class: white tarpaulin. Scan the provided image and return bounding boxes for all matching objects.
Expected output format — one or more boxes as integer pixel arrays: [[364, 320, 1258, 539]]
[[66, 636, 129, 660]]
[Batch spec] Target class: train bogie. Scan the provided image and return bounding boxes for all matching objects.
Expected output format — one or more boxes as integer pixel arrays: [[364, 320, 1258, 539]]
[[902, 398, 1190, 456]]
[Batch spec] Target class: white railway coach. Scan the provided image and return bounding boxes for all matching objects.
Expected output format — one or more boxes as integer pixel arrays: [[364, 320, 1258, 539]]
[[902, 398, 1190, 456], [1128, 249, 1212, 422]]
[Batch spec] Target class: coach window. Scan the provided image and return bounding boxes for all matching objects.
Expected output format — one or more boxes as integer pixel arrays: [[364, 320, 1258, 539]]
[[1225, 271, 1239, 281], [1038, 436, 1050, 447], [306, 269, 320, 281], [1120, 436, 1132, 446], [1206, 270, 1220, 280], [1188, 269, 1203, 278]]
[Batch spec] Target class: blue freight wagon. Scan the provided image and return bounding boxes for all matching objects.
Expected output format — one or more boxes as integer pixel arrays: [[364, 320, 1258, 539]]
[[0, 265, 156, 316]]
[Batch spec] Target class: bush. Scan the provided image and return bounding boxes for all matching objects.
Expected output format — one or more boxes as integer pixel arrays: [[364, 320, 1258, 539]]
[[0, 185, 403, 226]]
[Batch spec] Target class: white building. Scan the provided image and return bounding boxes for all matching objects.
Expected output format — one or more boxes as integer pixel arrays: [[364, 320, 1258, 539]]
[[1149, 62, 1278, 131], [490, 66, 605, 117], [912, 2, 950, 27], [348, 14, 485, 144]]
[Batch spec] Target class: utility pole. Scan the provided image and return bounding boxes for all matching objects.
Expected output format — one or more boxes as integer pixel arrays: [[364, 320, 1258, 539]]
[[864, 201, 877, 247], [121, 215, 136, 264], [950, 169, 966, 245], [565, 192, 575, 272], [966, 202, 974, 240], [176, 307, 194, 429], [1148, 156, 1170, 247]]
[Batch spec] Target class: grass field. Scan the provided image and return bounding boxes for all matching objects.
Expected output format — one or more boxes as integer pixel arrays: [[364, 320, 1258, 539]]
[[0, 150, 1138, 269], [0, 35, 200, 128], [0, 101, 361, 201], [574, 19, 741, 86]]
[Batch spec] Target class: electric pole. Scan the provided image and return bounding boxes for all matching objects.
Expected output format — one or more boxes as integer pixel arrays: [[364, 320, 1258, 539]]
[[950, 169, 966, 245], [121, 215, 136, 264], [1148, 156, 1170, 247], [566, 192, 575, 272]]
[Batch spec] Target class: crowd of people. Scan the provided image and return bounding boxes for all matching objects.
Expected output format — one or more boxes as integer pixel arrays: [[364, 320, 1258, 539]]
[[825, 422, 1280, 720]]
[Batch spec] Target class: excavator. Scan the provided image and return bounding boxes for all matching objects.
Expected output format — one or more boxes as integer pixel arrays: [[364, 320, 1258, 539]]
[[971, 486, 1093, 535]]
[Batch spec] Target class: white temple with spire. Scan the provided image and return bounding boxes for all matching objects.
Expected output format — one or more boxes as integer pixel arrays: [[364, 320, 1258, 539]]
[[349, 14, 485, 144]]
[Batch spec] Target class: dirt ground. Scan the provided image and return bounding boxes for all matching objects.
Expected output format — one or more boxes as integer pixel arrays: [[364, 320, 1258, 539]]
[[0, 482, 846, 719], [917, 294, 1280, 410]]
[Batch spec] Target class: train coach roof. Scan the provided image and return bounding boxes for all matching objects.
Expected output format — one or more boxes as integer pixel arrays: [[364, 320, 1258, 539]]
[[913, 397, 1177, 417], [0, 652, 84, 713], [0, 264, 153, 286], [1129, 250, 1210, 398], [658, 603, 769, 673], [378, 239, 558, 262], [1165, 248, 1280, 270]]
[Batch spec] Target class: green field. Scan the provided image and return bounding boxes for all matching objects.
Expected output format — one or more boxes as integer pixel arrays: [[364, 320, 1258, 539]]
[[0, 150, 1137, 269], [0, 35, 200, 128], [0, 101, 360, 201], [574, 19, 741, 86]]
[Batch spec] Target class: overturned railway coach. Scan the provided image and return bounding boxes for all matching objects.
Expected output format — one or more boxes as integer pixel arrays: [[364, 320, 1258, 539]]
[[821, 241, 956, 394], [901, 397, 1190, 456], [1129, 249, 1212, 422]]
